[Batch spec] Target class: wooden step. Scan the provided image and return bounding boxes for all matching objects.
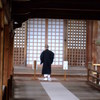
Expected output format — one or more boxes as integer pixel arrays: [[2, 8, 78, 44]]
[[14, 66, 87, 76]]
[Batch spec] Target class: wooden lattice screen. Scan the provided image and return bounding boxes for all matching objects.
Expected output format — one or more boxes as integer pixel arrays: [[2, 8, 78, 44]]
[[27, 19, 46, 65], [13, 19, 87, 67], [48, 19, 64, 65], [13, 22, 26, 65], [27, 18, 64, 66], [67, 20, 87, 67]]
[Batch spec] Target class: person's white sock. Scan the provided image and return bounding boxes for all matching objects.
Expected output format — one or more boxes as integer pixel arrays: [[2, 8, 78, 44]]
[[47, 75, 51, 81], [48, 75, 50, 78], [43, 74, 48, 81], [44, 74, 48, 78]]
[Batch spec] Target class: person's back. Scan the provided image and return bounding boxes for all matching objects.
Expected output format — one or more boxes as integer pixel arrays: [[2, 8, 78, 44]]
[[42, 49, 54, 65], [40, 45, 54, 81]]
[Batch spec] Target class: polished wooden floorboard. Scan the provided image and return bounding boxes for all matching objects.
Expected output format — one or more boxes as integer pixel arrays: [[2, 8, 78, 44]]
[[13, 76, 100, 100]]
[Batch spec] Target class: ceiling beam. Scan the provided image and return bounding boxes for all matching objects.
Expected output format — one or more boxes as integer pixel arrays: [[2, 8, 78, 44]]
[[12, 0, 100, 29], [0, 0, 2, 8], [4, 15, 8, 25]]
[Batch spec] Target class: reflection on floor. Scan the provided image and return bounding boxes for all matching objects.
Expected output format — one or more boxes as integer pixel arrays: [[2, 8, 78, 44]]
[[13, 76, 100, 100], [41, 82, 79, 100]]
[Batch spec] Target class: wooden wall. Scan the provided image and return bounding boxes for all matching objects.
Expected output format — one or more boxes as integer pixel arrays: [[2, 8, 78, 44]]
[[87, 20, 100, 69], [96, 21, 100, 63], [0, 0, 14, 99]]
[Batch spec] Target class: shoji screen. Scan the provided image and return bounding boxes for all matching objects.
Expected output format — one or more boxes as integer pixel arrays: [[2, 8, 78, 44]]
[[27, 18, 64, 66], [48, 19, 64, 65], [67, 20, 86, 67], [14, 22, 26, 65], [27, 19, 45, 65]]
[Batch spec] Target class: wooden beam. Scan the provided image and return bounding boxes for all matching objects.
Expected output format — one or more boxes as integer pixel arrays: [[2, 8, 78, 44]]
[[12, 0, 100, 29], [4, 15, 8, 25], [0, 0, 2, 9], [12, 0, 100, 12]]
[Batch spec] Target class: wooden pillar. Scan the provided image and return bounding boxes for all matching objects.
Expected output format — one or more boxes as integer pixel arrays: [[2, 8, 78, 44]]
[[8, 33, 14, 78], [96, 21, 100, 64], [92, 21, 98, 64], [8, 34, 10, 79], [7, 31, 14, 100], [24, 22, 27, 66], [8, 33, 11, 79], [3, 25, 9, 86], [96, 73, 99, 85], [10, 35, 14, 99], [86, 20, 93, 68], [11, 35, 14, 75], [63, 20, 68, 80], [86, 20, 98, 68], [0, 30, 2, 100], [0, 9, 4, 100], [34, 60, 37, 79], [45, 19, 48, 46], [63, 19, 68, 61], [87, 68, 90, 81]]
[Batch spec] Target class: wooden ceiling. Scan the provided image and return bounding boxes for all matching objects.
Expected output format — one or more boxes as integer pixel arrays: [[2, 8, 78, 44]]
[[12, 0, 100, 28]]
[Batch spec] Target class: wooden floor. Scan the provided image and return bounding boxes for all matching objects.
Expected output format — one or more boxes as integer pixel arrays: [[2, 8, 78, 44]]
[[13, 76, 100, 100], [14, 66, 87, 76]]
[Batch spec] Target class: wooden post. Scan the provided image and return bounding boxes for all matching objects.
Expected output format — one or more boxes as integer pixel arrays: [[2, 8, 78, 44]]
[[87, 62, 92, 81], [86, 21, 93, 67], [92, 21, 98, 64], [8, 32, 14, 78], [34, 60, 37, 79], [45, 19, 48, 46], [3, 25, 9, 86], [24, 22, 27, 66], [10, 35, 14, 76], [3, 25, 9, 100], [96, 73, 99, 85], [0, 26, 2, 100], [8, 33, 12, 79], [87, 69, 90, 82], [0, 9, 4, 100], [8, 33, 11, 79], [63, 19, 68, 81], [63, 19, 68, 61], [64, 70, 67, 81]]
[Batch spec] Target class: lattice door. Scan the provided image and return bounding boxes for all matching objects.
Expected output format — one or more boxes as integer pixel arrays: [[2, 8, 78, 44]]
[[48, 19, 64, 65], [27, 18, 64, 66], [14, 22, 26, 65], [67, 20, 87, 67], [27, 19, 46, 65]]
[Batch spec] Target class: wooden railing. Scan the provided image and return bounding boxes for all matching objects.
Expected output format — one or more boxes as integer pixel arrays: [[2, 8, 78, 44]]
[[87, 68, 100, 90], [2, 75, 13, 100], [2, 85, 6, 100]]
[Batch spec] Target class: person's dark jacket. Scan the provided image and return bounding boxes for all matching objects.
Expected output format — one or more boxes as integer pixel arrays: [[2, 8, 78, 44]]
[[40, 49, 54, 74]]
